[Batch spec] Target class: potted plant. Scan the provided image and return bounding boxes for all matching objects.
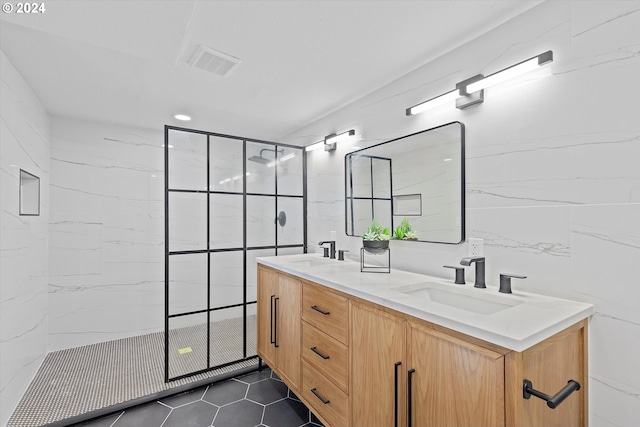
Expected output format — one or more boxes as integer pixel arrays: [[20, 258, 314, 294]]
[[393, 218, 419, 240], [362, 219, 391, 253]]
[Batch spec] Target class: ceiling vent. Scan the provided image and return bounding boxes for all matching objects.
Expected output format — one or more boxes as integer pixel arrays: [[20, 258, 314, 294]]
[[188, 45, 240, 77]]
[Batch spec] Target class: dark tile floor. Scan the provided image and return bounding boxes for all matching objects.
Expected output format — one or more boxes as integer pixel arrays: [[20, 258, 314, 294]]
[[72, 369, 323, 427]]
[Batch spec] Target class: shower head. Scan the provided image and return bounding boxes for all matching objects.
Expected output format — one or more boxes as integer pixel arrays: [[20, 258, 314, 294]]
[[248, 148, 284, 165], [247, 155, 271, 165]]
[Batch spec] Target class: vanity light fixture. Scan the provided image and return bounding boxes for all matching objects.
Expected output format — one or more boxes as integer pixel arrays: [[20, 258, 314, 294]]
[[406, 50, 553, 115], [305, 129, 357, 152], [406, 90, 460, 116], [305, 141, 325, 152], [324, 129, 356, 152], [173, 114, 192, 121], [465, 51, 553, 94]]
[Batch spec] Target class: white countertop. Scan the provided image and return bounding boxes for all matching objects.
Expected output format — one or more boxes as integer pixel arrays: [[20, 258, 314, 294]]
[[257, 253, 594, 352]]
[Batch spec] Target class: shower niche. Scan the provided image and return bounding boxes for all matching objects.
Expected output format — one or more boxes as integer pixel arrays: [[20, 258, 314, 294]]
[[165, 127, 306, 381]]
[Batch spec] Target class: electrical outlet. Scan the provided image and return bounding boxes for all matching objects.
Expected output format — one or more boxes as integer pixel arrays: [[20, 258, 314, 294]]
[[469, 238, 484, 257]]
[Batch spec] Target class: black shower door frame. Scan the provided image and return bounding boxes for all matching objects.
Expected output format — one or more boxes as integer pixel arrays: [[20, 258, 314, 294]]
[[164, 125, 307, 382]]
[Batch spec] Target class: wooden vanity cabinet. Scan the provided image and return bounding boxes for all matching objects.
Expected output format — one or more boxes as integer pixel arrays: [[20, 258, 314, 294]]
[[256, 266, 301, 389], [257, 265, 588, 427]]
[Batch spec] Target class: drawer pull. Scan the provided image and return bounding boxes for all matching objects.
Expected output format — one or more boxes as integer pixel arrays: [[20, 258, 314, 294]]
[[311, 305, 330, 315], [311, 346, 330, 360], [311, 388, 330, 404]]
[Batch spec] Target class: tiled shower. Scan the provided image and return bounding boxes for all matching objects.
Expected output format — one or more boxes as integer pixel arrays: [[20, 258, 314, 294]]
[[2, 116, 307, 425]]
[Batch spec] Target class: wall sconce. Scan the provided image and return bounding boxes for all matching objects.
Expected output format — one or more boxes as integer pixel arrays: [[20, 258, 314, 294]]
[[305, 141, 324, 152], [324, 129, 356, 152], [464, 50, 553, 94], [406, 50, 553, 115], [406, 90, 460, 116], [305, 129, 357, 152]]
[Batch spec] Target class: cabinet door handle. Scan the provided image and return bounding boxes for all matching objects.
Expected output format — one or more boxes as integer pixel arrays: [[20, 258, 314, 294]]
[[269, 295, 276, 345], [311, 346, 330, 360], [394, 362, 402, 427], [407, 369, 416, 427], [274, 297, 279, 348], [311, 305, 330, 315], [393, 362, 402, 427], [311, 388, 330, 404]]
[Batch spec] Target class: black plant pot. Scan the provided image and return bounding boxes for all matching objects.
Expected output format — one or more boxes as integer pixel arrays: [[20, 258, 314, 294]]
[[363, 239, 389, 254]]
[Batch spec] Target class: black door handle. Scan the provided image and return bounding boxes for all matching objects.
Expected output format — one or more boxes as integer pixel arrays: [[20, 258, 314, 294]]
[[394, 362, 401, 427], [274, 297, 279, 348], [269, 295, 275, 345], [407, 368, 415, 427]]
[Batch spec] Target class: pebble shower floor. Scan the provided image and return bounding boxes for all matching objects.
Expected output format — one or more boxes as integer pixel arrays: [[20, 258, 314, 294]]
[[8, 317, 258, 426]]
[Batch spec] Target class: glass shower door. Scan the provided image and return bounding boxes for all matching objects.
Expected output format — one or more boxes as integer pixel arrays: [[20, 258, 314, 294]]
[[165, 127, 305, 382]]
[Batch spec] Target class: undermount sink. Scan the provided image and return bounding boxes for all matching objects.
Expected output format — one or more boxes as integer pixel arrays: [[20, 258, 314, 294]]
[[396, 283, 522, 315], [286, 258, 336, 267]]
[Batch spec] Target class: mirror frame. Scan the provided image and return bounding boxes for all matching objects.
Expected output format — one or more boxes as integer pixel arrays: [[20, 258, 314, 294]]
[[344, 121, 465, 244]]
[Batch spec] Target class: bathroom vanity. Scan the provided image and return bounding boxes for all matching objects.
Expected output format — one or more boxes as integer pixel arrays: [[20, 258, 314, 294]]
[[256, 254, 593, 427]]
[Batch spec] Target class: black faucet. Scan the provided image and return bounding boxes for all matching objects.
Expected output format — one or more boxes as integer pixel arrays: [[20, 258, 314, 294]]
[[318, 241, 336, 259], [499, 273, 527, 294], [460, 257, 486, 288]]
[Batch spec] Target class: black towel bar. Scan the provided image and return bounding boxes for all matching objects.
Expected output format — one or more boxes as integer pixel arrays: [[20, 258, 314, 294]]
[[523, 379, 581, 409]]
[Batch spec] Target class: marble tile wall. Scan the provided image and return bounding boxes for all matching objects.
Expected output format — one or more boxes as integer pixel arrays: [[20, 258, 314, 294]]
[[0, 50, 50, 426], [48, 117, 165, 351], [281, 1, 640, 425]]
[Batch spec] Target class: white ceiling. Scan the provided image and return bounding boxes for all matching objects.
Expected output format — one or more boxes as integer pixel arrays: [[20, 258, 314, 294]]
[[0, 0, 541, 143]]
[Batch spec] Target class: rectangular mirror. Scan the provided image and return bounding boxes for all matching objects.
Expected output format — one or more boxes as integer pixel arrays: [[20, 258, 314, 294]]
[[345, 121, 465, 244]]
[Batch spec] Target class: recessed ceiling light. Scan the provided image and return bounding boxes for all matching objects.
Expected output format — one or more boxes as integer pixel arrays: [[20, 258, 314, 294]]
[[174, 114, 191, 121]]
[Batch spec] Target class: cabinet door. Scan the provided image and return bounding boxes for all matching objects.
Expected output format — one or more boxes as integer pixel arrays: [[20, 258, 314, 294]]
[[351, 303, 407, 427], [257, 266, 277, 368], [276, 273, 301, 388], [408, 324, 505, 427]]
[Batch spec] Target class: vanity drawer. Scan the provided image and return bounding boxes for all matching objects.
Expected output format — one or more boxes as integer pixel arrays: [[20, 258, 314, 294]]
[[302, 281, 348, 345], [302, 320, 348, 393], [302, 360, 349, 427]]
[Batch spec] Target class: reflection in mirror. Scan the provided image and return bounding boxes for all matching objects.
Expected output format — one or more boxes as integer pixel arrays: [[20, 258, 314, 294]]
[[345, 122, 465, 244]]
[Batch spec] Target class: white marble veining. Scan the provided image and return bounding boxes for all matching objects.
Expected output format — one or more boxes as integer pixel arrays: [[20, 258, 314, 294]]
[[0, 50, 50, 426], [48, 117, 306, 352], [281, 2, 640, 425], [48, 117, 165, 351], [571, 204, 640, 324], [258, 254, 593, 352]]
